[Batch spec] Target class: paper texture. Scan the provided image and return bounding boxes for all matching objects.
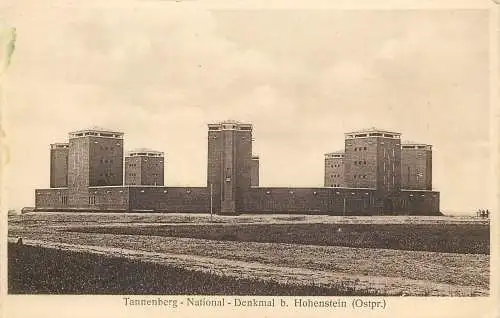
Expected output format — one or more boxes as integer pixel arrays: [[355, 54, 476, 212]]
[[0, 0, 498, 317]]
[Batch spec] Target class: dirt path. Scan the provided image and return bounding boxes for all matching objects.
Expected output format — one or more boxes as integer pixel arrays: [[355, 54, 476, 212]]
[[8, 238, 487, 296], [8, 226, 489, 295]]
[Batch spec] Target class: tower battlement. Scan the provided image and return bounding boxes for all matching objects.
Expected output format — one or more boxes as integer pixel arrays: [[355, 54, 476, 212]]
[[69, 127, 124, 139], [345, 128, 401, 140]]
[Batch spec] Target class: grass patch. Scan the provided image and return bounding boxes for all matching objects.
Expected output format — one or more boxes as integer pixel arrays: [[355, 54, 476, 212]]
[[67, 223, 489, 254], [8, 244, 388, 295]]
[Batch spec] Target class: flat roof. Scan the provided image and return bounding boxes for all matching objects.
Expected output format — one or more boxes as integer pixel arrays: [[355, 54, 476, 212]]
[[126, 148, 164, 157], [208, 120, 253, 130], [402, 140, 432, 147], [344, 127, 401, 140], [69, 126, 124, 135], [50, 143, 69, 149], [325, 150, 345, 156], [69, 126, 124, 139], [345, 127, 401, 135]]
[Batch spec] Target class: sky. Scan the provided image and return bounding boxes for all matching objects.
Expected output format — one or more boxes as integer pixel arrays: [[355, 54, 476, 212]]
[[0, 3, 495, 214]]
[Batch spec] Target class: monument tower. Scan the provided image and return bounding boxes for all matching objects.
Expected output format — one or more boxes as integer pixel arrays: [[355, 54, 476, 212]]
[[207, 121, 253, 214]]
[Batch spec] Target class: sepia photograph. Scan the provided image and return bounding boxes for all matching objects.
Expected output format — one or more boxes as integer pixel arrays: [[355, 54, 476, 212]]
[[0, 0, 498, 317]]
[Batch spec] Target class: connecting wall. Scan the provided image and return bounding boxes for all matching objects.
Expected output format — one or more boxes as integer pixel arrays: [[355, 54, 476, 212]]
[[35, 124, 440, 215]]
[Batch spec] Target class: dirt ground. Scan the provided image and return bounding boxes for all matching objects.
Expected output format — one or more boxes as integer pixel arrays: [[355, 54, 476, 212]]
[[7, 213, 490, 296]]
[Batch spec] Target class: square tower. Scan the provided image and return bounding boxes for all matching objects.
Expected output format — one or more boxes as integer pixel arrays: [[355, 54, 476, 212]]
[[251, 155, 260, 187], [324, 151, 345, 187], [207, 121, 253, 214], [50, 143, 69, 188], [401, 142, 432, 190], [68, 127, 124, 208], [344, 128, 401, 194], [125, 149, 164, 186]]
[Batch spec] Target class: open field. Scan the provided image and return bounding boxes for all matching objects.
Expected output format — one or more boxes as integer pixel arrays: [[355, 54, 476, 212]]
[[8, 239, 488, 296], [9, 212, 489, 226], [7, 212, 490, 296], [66, 222, 489, 254], [8, 243, 388, 295]]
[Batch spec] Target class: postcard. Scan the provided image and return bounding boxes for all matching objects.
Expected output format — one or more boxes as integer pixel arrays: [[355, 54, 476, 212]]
[[1, 0, 498, 317]]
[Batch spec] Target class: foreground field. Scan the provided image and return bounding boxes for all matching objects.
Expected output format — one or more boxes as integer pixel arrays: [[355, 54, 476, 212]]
[[8, 243, 387, 295], [7, 213, 490, 296], [8, 238, 488, 296]]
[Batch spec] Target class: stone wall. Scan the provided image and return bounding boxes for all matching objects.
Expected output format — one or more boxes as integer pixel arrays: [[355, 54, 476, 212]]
[[401, 147, 432, 190], [35, 188, 69, 211], [242, 187, 376, 215], [87, 187, 129, 211], [88, 136, 124, 187], [50, 147, 68, 188], [129, 187, 210, 212], [399, 190, 440, 215], [324, 155, 344, 187], [35, 186, 439, 215]]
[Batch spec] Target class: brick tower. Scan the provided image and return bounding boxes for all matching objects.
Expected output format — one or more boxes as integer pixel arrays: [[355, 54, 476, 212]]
[[401, 142, 432, 190], [324, 151, 345, 187], [251, 155, 260, 187], [125, 148, 164, 186], [207, 121, 253, 214], [344, 128, 402, 212], [50, 143, 69, 188], [67, 127, 124, 208]]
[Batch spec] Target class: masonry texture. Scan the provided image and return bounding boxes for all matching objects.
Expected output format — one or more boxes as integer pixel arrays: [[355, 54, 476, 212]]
[[35, 123, 440, 215], [344, 129, 401, 194], [242, 187, 376, 215], [324, 151, 344, 188], [207, 121, 253, 214], [125, 149, 164, 186], [401, 143, 432, 190], [251, 156, 260, 187], [50, 143, 69, 188]]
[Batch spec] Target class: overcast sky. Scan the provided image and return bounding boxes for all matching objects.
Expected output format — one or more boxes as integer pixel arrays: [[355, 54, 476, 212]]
[[1, 4, 494, 214]]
